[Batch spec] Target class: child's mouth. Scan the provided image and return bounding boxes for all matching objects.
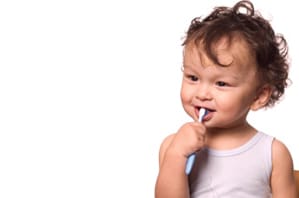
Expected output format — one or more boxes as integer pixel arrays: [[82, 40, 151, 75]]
[[197, 107, 215, 120]]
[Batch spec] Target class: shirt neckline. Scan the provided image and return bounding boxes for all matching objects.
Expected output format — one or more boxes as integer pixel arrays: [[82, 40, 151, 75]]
[[205, 131, 264, 157]]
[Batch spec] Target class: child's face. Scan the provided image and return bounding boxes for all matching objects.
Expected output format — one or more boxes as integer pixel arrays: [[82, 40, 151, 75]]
[[181, 38, 262, 129]]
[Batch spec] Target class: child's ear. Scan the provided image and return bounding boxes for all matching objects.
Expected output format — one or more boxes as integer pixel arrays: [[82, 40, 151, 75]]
[[250, 85, 272, 111]]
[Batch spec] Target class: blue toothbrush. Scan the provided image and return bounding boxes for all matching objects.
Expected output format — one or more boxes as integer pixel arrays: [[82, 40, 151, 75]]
[[185, 108, 207, 175]]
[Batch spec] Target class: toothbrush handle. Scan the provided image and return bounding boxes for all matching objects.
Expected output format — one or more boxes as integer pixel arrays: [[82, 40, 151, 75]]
[[185, 153, 196, 175], [185, 108, 207, 175]]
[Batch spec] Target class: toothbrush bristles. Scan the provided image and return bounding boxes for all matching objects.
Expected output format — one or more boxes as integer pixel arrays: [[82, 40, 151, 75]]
[[199, 108, 206, 122]]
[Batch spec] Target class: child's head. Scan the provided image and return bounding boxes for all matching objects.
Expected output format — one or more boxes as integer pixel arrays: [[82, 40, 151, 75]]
[[182, 0, 289, 108]]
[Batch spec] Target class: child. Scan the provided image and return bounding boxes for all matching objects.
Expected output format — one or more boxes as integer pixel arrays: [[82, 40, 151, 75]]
[[155, 1, 297, 197]]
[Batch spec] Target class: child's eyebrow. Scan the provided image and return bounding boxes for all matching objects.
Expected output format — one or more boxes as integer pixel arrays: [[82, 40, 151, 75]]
[[181, 65, 197, 72], [183, 64, 243, 80]]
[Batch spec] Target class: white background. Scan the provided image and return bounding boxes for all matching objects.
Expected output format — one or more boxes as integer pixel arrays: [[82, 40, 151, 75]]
[[0, 0, 298, 197]]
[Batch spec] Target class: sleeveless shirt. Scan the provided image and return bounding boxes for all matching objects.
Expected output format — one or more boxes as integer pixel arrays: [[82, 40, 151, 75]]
[[189, 131, 273, 198]]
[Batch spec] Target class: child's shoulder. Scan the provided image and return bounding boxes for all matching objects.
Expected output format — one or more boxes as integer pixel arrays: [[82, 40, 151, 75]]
[[270, 138, 296, 196], [272, 138, 293, 166]]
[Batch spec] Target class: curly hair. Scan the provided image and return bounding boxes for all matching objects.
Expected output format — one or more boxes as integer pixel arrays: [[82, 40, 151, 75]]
[[182, 0, 289, 107]]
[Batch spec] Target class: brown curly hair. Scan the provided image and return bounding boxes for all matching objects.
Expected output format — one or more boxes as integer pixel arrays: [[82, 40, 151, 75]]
[[182, 0, 289, 107]]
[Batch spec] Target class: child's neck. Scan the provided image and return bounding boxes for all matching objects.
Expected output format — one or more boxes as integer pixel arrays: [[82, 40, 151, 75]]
[[206, 121, 257, 150]]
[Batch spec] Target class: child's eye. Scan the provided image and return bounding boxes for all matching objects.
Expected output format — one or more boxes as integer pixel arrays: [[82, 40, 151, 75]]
[[216, 81, 227, 87], [187, 75, 198, 81]]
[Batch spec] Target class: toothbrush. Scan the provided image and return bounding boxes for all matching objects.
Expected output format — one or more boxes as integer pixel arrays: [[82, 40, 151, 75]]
[[185, 108, 207, 175]]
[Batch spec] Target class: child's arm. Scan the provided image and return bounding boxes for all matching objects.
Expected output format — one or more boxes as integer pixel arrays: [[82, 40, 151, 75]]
[[155, 133, 190, 198], [155, 122, 206, 198], [270, 139, 297, 197]]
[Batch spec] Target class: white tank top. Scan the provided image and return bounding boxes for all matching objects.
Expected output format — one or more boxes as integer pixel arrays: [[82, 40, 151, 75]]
[[189, 131, 273, 198]]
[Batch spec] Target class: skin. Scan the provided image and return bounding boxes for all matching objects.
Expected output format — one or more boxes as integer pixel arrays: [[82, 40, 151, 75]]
[[155, 36, 297, 198]]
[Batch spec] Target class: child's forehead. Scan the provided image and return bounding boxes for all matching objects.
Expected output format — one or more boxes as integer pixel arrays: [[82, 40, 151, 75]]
[[184, 35, 256, 69]]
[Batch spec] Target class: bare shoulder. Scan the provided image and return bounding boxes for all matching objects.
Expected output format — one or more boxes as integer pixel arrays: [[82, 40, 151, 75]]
[[158, 133, 175, 168], [271, 139, 297, 197], [272, 139, 293, 165]]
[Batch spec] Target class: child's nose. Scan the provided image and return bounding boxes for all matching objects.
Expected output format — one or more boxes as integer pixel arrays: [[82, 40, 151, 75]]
[[195, 84, 212, 101]]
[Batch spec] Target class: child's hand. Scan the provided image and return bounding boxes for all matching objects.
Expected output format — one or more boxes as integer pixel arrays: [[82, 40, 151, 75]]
[[168, 121, 207, 159]]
